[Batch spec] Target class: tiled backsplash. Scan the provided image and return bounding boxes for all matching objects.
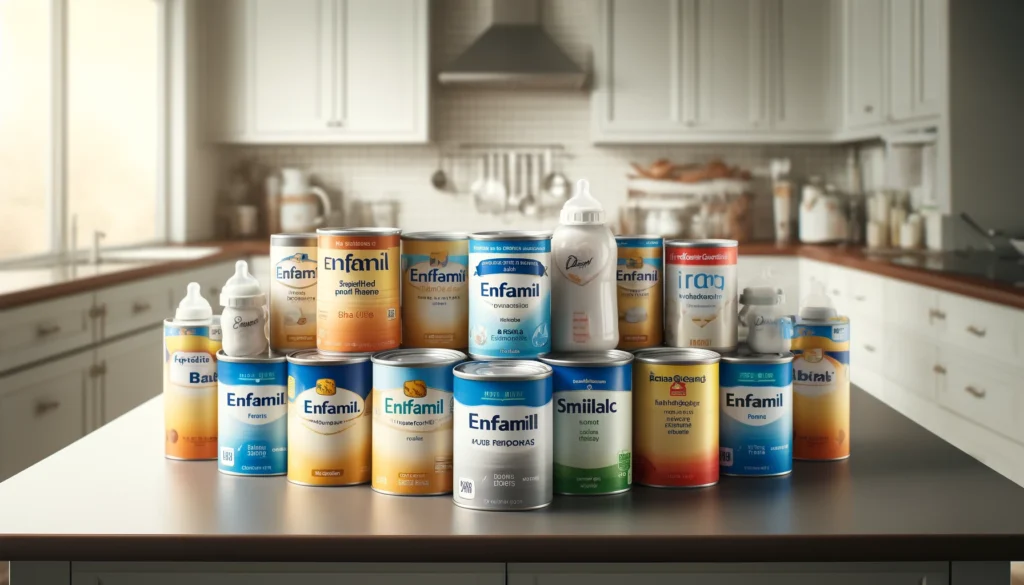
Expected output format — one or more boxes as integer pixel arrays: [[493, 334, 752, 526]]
[[222, 0, 852, 239]]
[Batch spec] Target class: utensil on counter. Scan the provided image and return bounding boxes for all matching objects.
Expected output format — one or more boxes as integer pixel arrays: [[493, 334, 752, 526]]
[[541, 148, 570, 201], [279, 168, 332, 232], [960, 212, 1024, 256], [519, 153, 540, 216], [506, 151, 523, 208], [478, 153, 507, 215], [431, 151, 448, 191]]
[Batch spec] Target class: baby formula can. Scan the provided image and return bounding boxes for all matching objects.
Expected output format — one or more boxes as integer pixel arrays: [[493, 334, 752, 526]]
[[539, 350, 634, 496], [452, 360, 553, 511], [792, 314, 851, 461], [632, 347, 720, 488], [217, 350, 288, 476], [209, 315, 223, 355], [719, 351, 793, 477], [371, 348, 467, 495], [164, 282, 218, 460], [665, 239, 738, 352], [317, 228, 401, 354], [468, 231, 552, 360], [615, 235, 663, 350], [286, 349, 372, 486], [401, 232, 469, 350], [270, 233, 318, 352]]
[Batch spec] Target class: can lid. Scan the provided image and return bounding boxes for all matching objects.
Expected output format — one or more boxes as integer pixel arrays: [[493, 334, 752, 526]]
[[470, 230, 552, 241], [720, 349, 793, 365], [372, 348, 467, 367], [454, 360, 552, 381], [632, 347, 721, 365], [216, 348, 287, 363], [270, 233, 317, 246], [401, 231, 468, 241], [316, 227, 401, 236], [286, 349, 371, 366], [538, 350, 634, 367], [615, 234, 664, 243], [665, 238, 738, 249]]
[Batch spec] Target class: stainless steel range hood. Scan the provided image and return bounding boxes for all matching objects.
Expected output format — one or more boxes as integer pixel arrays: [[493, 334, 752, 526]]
[[438, 0, 587, 89]]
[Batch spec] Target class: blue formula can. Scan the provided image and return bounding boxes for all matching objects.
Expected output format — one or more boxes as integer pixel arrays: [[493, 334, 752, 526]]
[[719, 351, 794, 477], [468, 231, 552, 360], [216, 350, 288, 476]]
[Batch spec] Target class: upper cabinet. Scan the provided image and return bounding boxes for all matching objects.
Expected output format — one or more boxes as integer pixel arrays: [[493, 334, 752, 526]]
[[888, 0, 945, 123], [772, 0, 838, 133], [201, 0, 429, 144], [842, 0, 886, 129]]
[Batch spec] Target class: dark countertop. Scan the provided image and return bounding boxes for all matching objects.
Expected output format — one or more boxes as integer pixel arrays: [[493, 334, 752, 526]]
[[1, 387, 1023, 563]]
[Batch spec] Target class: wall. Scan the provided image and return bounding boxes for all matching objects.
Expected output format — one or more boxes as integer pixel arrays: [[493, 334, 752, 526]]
[[222, 0, 851, 239]]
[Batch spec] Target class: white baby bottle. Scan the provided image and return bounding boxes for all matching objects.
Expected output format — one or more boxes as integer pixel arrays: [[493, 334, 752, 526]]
[[220, 260, 268, 357], [551, 179, 619, 351]]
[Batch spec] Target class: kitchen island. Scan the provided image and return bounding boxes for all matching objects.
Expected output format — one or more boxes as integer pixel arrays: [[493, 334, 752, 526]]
[[1, 387, 1022, 584]]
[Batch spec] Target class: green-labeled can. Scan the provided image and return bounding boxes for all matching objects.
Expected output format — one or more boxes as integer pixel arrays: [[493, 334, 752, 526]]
[[539, 350, 634, 495]]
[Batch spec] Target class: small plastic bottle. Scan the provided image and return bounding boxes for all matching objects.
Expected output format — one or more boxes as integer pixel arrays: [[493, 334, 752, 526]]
[[220, 260, 268, 357], [738, 285, 792, 354], [551, 179, 619, 351], [164, 282, 218, 460]]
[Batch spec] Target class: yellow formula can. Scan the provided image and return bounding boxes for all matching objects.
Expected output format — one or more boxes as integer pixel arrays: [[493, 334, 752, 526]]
[[632, 347, 720, 488], [270, 233, 317, 352], [163, 318, 218, 460], [286, 349, 372, 486], [792, 315, 851, 461], [317, 228, 401, 354], [371, 348, 466, 495], [615, 236, 663, 350], [401, 232, 469, 349]]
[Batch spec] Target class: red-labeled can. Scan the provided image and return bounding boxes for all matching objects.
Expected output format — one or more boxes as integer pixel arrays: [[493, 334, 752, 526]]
[[664, 239, 738, 352]]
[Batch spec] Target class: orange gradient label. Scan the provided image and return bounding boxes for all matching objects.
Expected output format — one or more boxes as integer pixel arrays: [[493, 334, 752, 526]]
[[401, 238, 468, 349], [792, 318, 851, 460], [163, 324, 218, 460]]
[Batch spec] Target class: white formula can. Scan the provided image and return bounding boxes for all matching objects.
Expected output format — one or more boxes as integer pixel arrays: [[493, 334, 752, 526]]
[[452, 360, 553, 511], [665, 239, 738, 352], [468, 231, 552, 360], [269, 233, 317, 352]]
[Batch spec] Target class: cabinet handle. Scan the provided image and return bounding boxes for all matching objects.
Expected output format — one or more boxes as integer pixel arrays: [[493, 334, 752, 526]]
[[684, 119, 696, 127], [36, 323, 62, 338], [864, 104, 874, 113], [326, 119, 345, 128], [88, 304, 107, 319], [208, 286, 221, 296], [89, 363, 105, 378], [966, 325, 987, 338], [854, 295, 867, 302], [932, 364, 946, 375], [863, 344, 876, 353], [929, 308, 946, 321], [34, 400, 61, 417], [831, 289, 841, 297], [964, 385, 986, 399], [132, 301, 152, 314]]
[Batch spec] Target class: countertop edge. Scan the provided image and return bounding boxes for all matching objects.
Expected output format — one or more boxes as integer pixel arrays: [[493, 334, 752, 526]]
[[2, 534, 1022, 563]]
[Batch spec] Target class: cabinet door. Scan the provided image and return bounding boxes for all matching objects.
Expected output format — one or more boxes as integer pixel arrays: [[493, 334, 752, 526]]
[[0, 351, 92, 481], [691, 0, 767, 131], [200, 0, 248, 141], [251, 0, 336, 135], [97, 326, 164, 426], [889, 0, 943, 122], [341, 0, 428, 139], [772, 0, 836, 132], [843, 0, 886, 128]]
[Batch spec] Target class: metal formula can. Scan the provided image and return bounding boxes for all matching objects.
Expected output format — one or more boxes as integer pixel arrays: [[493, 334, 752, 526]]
[[792, 315, 851, 461], [163, 318, 218, 460], [270, 233, 318, 352], [615, 236, 663, 350], [665, 239, 738, 352], [632, 347, 720, 488], [316, 228, 401, 354], [286, 349, 372, 486], [371, 348, 467, 495], [539, 351, 634, 496], [719, 351, 793, 477], [452, 360, 553, 511], [401, 232, 469, 350], [216, 350, 288, 476], [468, 231, 552, 360]]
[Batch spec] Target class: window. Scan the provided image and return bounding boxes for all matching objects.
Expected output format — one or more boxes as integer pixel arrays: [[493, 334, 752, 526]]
[[0, 0, 165, 261]]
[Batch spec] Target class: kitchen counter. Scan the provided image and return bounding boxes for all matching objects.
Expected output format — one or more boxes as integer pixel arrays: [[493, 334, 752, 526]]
[[1, 387, 1023, 564]]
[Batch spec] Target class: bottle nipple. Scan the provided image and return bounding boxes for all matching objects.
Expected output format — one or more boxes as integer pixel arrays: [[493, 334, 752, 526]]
[[560, 178, 606, 225], [175, 282, 213, 321]]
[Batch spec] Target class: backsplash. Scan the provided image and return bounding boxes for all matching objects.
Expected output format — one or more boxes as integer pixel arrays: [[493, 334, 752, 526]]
[[222, 0, 852, 239]]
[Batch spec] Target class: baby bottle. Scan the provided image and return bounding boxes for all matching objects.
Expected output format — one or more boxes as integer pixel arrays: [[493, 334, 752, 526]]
[[220, 260, 268, 357]]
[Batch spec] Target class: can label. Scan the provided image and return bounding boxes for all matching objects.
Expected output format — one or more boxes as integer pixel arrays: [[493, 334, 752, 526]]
[[163, 324, 218, 460], [468, 238, 551, 359], [633, 362, 719, 487], [270, 245, 317, 351], [616, 237, 663, 350], [552, 364, 631, 495], [218, 360, 287, 475], [372, 363, 455, 495], [719, 361, 792, 476], [401, 239, 468, 349], [287, 361, 372, 485], [453, 377, 552, 510], [317, 234, 401, 353], [665, 246, 738, 351], [792, 319, 851, 460]]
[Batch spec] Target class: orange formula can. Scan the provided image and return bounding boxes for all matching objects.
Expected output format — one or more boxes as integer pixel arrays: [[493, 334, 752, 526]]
[[401, 232, 468, 349], [163, 319, 218, 460], [632, 347, 720, 488], [317, 228, 401, 353]]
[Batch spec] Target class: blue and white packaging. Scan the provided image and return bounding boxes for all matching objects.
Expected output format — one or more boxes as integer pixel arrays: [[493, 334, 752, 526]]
[[216, 350, 288, 476], [719, 352, 793, 477]]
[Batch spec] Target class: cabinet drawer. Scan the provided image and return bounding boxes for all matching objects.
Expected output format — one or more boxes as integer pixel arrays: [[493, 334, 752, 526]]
[[846, 269, 883, 319], [883, 278, 941, 335], [97, 276, 175, 339], [939, 292, 1018, 363], [0, 292, 96, 372], [936, 348, 1018, 440], [849, 317, 884, 375], [882, 330, 938, 401]]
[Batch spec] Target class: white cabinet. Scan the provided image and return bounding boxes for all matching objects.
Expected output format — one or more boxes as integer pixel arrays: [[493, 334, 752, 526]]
[[771, 0, 837, 132], [96, 327, 164, 426], [202, 0, 429, 144], [888, 0, 944, 122], [842, 0, 887, 129], [0, 292, 95, 373]]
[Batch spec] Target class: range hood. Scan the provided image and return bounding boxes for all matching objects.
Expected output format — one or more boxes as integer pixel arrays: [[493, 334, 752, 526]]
[[438, 0, 587, 89]]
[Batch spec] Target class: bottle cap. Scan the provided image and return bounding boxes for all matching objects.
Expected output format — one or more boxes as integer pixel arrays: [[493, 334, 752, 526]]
[[559, 179, 606, 225], [175, 282, 213, 321], [799, 281, 838, 320], [740, 286, 784, 306], [220, 260, 267, 308]]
